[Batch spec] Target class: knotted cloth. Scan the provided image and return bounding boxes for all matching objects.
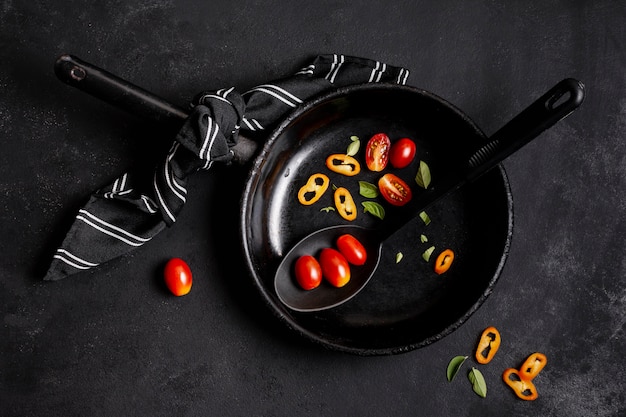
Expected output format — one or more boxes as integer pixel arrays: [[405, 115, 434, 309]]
[[44, 54, 410, 281]]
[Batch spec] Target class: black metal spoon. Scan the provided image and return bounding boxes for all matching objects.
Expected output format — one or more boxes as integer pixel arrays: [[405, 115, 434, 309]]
[[274, 78, 584, 312]]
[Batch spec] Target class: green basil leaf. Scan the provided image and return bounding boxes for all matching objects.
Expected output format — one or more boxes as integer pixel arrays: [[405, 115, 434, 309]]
[[320, 206, 335, 212], [359, 181, 379, 198], [362, 201, 385, 220], [346, 139, 360, 156], [446, 355, 468, 382], [419, 211, 431, 225], [420, 234, 428, 243], [468, 367, 487, 398], [396, 252, 403, 263], [422, 246, 435, 262], [415, 160, 431, 189]]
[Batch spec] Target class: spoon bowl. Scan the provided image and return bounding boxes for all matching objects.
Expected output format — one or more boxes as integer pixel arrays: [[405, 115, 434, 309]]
[[275, 225, 382, 312]]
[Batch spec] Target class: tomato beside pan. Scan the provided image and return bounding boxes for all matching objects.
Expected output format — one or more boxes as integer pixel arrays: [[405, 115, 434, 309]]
[[164, 258, 193, 296]]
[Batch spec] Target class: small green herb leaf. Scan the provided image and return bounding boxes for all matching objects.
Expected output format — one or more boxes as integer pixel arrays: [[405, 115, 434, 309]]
[[346, 139, 360, 156], [419, 211, 431, 225], [362, 201, 385, 220], [446, 355, 468, 382], [396, 252, 403, 263], [359, 181, 379, 198], [320, 206, 335, 213], [350, 135, 359, 142], [468, 367, 487, 398], [415, 160, 432, 189], [420, 234, 428, 243], [422, 246, 435, 262]]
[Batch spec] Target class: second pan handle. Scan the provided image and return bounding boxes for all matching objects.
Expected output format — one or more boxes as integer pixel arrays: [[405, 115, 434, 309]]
[[54, 54, 258, 164]]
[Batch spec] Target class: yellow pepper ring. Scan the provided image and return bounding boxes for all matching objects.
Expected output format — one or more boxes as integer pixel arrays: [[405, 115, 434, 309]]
[[297, 173, 329, 205], [325, 154, 361, 176], [334, 187, 357, 221]]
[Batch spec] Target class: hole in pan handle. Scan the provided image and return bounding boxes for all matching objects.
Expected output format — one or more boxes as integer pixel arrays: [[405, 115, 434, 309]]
[[53, 54, 258, 164]]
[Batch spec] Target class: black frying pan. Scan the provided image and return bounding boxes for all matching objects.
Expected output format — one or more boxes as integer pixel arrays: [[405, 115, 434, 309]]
[[55, 55, 584, 355]]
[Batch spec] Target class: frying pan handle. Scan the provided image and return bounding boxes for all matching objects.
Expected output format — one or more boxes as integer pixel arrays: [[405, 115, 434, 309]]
[[54, 54, 258, 164], [467, 78, 585, 180]]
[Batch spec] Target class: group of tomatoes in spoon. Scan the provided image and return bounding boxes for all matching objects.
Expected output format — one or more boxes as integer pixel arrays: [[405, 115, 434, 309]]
[[294, 233, 367, 290]]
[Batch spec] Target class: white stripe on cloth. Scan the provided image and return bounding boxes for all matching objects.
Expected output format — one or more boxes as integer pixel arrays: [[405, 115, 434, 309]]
[[242, 117, 264, 131], [200, 115, 219, 161], [153, 172, 176, 224], [295, 64, 315, 76], [245, 85, 302, 108], [104, 189, 133, 199], [164, 143, 187, 202], [53, 248, 99, 269], [368, 61, 387, 83], [199, 93, 232, 106], [140, 195, 158, 213], [397, 68, 410, 85], [77, 209, 152, 246], [326, 54, 345, 83]]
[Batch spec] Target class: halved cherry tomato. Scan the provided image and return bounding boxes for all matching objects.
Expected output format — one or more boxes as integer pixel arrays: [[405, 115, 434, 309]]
[[294, 255, 322, 290], [297, 173, 329, 205], [389, 137, 417, 169], [378, 173, 412, 206], [164, 258, 192, 296], [326, 154, 361, 176], [434, 249, 454, 274], [334, 187, 357, 221], [319, 248, 351, 287], [336, 234, 367, 265], [365, 133, 391, 172]]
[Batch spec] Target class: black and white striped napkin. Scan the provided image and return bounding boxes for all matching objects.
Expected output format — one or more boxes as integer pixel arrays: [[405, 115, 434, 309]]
[[43, 54, 410, 281]]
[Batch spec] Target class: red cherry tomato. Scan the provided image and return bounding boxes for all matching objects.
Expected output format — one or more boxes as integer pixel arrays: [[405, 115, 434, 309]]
[[319, 248, 351, 287], [378, 173, 412, 206], [365, 133, 391, 172], [336, 234, 367, 266], [389, 138, 416, 169], [164, 258, 192, 296], [294, 255, 323, 290]]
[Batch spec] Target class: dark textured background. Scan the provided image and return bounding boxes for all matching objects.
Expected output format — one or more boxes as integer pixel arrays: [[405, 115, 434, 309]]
[[1, 1, 624, 416]]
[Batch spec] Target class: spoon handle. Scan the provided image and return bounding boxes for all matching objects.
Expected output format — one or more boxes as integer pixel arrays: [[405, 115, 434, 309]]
[[466, 78, 585, 181], [378, 78, 585, 242]]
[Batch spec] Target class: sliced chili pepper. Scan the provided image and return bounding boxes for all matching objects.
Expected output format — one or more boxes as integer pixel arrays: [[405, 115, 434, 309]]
[[326, 154, 361, 176], [434, 248, 454, 275], [334, 187, 357, 221], [475, 326, 501, 364], [297, 173, 329, 205], [502, 368, 538, 401], [519, 352, 547, 381]]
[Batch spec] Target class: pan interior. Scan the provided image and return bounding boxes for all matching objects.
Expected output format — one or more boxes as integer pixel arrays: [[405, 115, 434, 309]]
[[241, 84, 513, 355]]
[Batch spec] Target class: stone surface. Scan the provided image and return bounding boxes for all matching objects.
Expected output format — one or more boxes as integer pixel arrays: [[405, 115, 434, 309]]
[[1, 1, 624, 416]]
